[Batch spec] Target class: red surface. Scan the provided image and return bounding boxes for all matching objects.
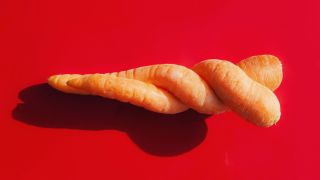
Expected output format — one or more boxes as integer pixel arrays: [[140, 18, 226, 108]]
[[1, 0, 319, 179]]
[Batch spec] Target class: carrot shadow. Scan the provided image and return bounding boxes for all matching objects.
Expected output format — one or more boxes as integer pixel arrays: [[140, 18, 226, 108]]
[[12, 84, 209, 156]]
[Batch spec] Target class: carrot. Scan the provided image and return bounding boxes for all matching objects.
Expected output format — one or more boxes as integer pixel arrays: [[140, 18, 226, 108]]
[[48, 55, 282, 127]]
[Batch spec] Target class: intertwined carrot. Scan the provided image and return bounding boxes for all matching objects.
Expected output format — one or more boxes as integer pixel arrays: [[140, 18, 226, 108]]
[[48, 55, 282, 127]]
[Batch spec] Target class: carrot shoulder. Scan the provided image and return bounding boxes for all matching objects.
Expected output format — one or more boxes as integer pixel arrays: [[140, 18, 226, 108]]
[[237, 55, 282, 91]]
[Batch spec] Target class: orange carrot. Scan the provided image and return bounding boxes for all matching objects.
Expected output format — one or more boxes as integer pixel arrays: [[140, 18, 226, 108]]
[[48, 55, 283, 127]]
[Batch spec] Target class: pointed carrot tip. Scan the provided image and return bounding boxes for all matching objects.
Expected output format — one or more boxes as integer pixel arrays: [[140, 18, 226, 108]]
[[67, 78, 82, 88]]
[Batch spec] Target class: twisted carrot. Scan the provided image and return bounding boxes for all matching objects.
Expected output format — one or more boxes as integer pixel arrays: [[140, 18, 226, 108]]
[[48, 55, 282, 127]]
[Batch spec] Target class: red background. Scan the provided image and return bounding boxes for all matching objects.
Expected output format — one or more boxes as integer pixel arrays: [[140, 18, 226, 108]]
[[1, 0, 319, 179]]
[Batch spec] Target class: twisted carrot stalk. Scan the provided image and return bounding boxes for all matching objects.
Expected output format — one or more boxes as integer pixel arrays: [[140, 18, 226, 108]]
[[48, 55, 282, 127]]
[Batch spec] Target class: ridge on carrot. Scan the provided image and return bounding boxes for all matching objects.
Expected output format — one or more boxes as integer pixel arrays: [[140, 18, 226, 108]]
[[48, 55, 282, 127]]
